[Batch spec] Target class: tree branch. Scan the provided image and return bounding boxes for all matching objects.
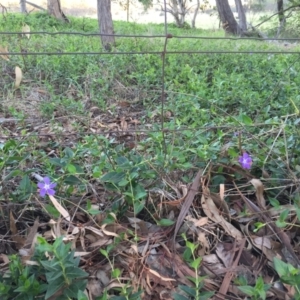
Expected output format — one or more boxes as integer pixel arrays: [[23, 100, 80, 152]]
[[254, 4, 300, 28], [25, 1, 46, 11]]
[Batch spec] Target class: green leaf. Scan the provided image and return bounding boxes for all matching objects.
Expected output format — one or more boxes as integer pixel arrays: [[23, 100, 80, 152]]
[[49, 158, 66, 167], [253, 222, 265, 232], [41, 260, 61, 273], [45, 270, 63, 282], [100, 172, 125, 184], [275, 220, 287, 228], [45, 204, 60, 219], [156, 219, 175, 226], [118, 179, 129, 187], [133, 184, 147, 200], [279, 209, 290, 222], [112, 268, 121, 278], [173, 294, 189, 300], [255, 276, 264, 290], [116, 156, 130, 167], [66, 164, 77, 174], [77, 290, 88, 300], [64, 175, 82, 185], [178, 285, 196, 297], [64, 266, 88, 280], [269, 197, 280, 208], [238, 114, 253, 125], [64, 147, 74, 158], [133, 200, 145, 215], [273, 257, 289, 277], [92, 166, 102, 178], [183, 248, 192, 262], [45, 278, 65, 299], [4, 169, 22, 180], [238, 285, 256, 296], [189, 257, 201, 269], [199, 291, 215, 300], [19, 175, 33, 193], [100, 249, 108, 257], [36, 237, 53, 252], [185, 240, 197, 253], [130, 290, 143, 299], [63, 280, 87, 298]]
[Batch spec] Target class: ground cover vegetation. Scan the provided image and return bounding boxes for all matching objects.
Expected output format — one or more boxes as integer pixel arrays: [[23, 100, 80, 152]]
[[1, 11, 300, 300]]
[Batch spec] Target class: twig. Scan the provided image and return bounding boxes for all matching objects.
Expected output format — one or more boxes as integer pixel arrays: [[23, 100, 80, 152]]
[[254, 4, 300, 28]]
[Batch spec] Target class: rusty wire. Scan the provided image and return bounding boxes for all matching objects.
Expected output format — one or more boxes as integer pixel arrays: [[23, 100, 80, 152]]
[[0, 31, 300, 41]]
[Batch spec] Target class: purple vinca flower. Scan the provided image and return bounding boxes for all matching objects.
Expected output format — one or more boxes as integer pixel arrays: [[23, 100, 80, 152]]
[[37, 177, 56, 197], [239, 152, 252, 170]]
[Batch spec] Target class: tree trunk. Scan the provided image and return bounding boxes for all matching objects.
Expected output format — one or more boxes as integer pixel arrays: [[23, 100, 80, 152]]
[[215, 0, 241, 35], [170, 0, 182, 27], [20, 0, 27, 13], [277, 0, 285, 24], [97, 0, 115, 50], [234, 0, 247, 31], [47, 0, 69, 22], [191, 0, 200, 28]]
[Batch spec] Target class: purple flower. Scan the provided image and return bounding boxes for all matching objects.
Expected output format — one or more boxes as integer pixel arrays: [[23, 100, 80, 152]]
[[239, 152, 252, 169], [37, 177, 56, 197]]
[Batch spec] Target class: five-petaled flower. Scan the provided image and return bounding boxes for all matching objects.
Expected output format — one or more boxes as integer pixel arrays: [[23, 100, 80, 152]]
[[239, 152, 252, 170], [38, 177, 56, 197]]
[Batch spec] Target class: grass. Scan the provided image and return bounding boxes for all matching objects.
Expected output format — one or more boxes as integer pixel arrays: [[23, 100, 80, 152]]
[[1, 11, 300, 300]]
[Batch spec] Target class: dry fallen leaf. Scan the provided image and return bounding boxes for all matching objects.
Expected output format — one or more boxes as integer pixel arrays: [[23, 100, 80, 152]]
[[148, 268, 176, 282], [0, 45, 9, 61], [48, 195, 71, 221], [250, 178, 266, 208], [9, 211, 26, 249], [201, 186, 243, 240], [22, 24, 30, 39], [15, 66, 23, 88]]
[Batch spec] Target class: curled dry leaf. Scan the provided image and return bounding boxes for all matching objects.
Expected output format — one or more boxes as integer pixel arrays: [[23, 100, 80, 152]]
[[201, 187, 243, 240], [15, 66, 23, 89], [215, 242, 235, 268], [210, 190, 230, 221], [252, 236, 278, 261], [101, 224, 120, 237], [250, 178, 266, 208]]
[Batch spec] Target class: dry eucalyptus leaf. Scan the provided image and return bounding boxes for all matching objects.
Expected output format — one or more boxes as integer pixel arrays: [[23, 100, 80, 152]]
[[15, 66, 23, 88], [22, 24, 30, 39], [101, 224, 120, 237], [201, 187, 243, 240], [48, 195, 70, 221]]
